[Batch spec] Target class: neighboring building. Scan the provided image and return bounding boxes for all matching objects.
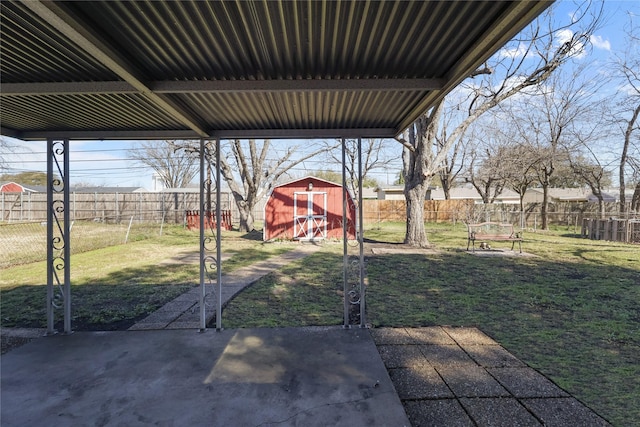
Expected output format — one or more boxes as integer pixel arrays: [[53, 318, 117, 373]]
[[0, 182, 148, 194], [523, 188, 618, 204], [72, 186, 147, 193], [375, 185, 519, 204], [0, 182, 44, 193], [360, 187, 378, 200], [263, 176, 357, 241], [374, 185, 406, 200], [427, 187, 520, 204]]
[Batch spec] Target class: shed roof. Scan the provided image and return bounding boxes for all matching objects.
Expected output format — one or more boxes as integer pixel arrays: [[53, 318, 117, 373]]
[[1, 1, 551, 141], [274, 176, 343, 189]]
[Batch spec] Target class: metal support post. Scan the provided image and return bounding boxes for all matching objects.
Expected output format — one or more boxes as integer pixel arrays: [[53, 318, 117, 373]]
[[215, 137, 223, 331], [199, 138, 206, 331], [342, 138, 349, 328], [357, 137, 366, 328], [46, 138, 71, 335]]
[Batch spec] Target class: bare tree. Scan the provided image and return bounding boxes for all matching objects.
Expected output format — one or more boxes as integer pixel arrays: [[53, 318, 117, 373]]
[[325, 138, 393, 200], [564, 95, 615, 218], [465, 131, 508, 204], [205, 139, 338, 232], [568, 153, 612, 218], [0, 137, 20, 173], [496, 53, 604, 228], [490, 132, 544, 215], [630, 161, 640, 212], [395, 2, 603, 245], [129, 140, 199, 189], [437, 110, 471, 200], [612, 15, 640, 213], [129, 140, 200, 222]]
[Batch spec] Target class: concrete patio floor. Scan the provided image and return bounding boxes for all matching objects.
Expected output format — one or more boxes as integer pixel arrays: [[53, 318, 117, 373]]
[[1, 326, 408, 427], [1, 326, 611, 426]]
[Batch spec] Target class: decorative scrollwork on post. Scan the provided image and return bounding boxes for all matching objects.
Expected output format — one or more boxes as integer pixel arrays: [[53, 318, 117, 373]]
[[347, 258, 361, 305], [50, 255, 66, 309], [202, 164, 219, 310], [345, 252, 365, 326], [47, 139, 71, 334]]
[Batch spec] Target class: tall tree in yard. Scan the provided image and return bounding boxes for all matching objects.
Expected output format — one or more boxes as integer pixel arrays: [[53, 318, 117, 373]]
[[395, 2, 602, 245], [613, 15, 640, 213], [0, 137, 20, 173], [130, 140, 199, 222], [324, 138, 390, 200], [129, 140, 199, 188], [466, 145, 509, 205], [504, 66, 603, 228], [206, 139, 336, 232]]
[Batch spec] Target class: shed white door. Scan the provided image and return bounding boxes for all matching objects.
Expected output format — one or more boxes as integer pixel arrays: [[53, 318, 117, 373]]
[[293, 192, 327, 240]]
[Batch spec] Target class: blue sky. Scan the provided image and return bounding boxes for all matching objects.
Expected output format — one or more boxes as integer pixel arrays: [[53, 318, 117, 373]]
[[2, 0, 638, 190]]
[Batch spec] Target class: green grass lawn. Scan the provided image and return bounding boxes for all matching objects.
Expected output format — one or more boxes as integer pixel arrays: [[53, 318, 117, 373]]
[[1, 222, 638, 425], [0, 226, 296, 330], [222, 223, 639, 427]]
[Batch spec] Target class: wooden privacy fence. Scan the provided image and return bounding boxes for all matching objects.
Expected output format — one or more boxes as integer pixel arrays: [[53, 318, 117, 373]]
[[362, 199, 475, 224], [582, 218, 640, 243], [1, 191, 234, 224]]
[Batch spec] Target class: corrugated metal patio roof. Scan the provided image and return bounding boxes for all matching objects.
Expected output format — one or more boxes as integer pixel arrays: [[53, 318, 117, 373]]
[[1, 0, 551, 141]]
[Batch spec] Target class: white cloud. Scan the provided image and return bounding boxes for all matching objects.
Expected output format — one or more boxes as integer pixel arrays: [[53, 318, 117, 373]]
[[497, 43, 534, 60], [568, 11, 579, 24], [556, 29, 574, 45], [617, 82, 640, 97], [554, 28, 587, 59], [590, 35, 611, 51]]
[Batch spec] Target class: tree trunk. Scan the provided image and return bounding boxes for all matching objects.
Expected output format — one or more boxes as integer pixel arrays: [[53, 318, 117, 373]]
[[541, 184, 549, 230], [631, 182, 640, 213], [598, 197, 605, 220], [237, 201, 254, 232], [404, 183, 429, 247], [620, 105, 640, 213]]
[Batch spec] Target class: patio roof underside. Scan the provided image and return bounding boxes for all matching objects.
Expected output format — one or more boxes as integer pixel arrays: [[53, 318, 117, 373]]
[[1, 0, 551, 142]]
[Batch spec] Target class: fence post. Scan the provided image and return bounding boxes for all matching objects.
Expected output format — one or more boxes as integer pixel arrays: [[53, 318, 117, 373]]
[[160, 205, 166, 236], [27, 192, 32, 221], [124, 215, 134, 244]]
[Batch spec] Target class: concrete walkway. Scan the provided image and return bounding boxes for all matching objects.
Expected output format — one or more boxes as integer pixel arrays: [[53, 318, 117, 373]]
[[371, 327, 611, 426], [129, 243, 322, 330]]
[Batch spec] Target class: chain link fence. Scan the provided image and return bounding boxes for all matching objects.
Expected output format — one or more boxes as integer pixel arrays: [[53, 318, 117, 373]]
[[361, 199, 638, 231], [3, 196, 638, 269], [1, 191, 236, 224], [0, 218, 164, 269]]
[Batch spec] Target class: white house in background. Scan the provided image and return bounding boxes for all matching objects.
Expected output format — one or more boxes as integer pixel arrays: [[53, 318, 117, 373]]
[[427, 187, 520, 204], [523, 188, 618, 204], [374, 185, 520, 204], [374, 185, 405, 200], [0, 182, 148, 194], [152, 173, 165, 192], [360, 187, 379, 199], [72, 186, 147, 194]]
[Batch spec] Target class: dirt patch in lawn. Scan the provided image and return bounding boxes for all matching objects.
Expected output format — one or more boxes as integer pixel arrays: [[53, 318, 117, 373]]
[[366, 242, 438, 256]]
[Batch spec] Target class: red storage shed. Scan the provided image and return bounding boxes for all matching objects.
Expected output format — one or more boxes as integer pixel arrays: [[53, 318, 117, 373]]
[[264, 177, 357, 241]]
